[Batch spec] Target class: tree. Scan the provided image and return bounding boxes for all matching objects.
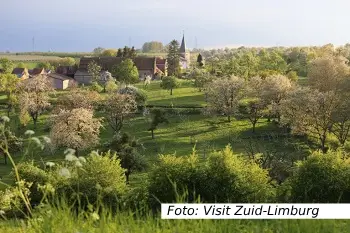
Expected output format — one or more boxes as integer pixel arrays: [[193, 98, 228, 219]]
[[160, 76, 180, 95], [101, 49, 117, 57], [204, 76, 245, 122], [104, 93, 137, 133], [148, 108, 168, 139], [60, 57, 76, 66], [238, 77, 267, 132], [261, 75, 293, 122], [197, 54, 204, 67], [116, 49, 123, 57], [93, 47, 105, 55], [142, 41, 164, 53], [280, 87, 339, 153], [87, 61, 102, 83], [0, 119, 22, 165], [190, 68, 212, 92], [0, 74, 19, 116], [0, 58, 14, 74], [18, 75, 53, 128], [55, 90, 101, 111], [167, 40, 181, 76], [50, 108, 102, 154], [118, 86, 147, 106], [16, 62, 26, 68], [36, 61, 53, 70], [308, 56, 350, 92], [105, 133, 146, 183], [112, 59, 139, 85]]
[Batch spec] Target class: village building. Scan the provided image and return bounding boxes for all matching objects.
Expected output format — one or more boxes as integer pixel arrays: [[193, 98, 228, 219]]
[[28, 68, 47, 77], [56, 65, 78, 78], [12, 68, 29, 80], [179, 34, 190, 69], [74, 56, 167, 84], [45, 73, 76, 90]]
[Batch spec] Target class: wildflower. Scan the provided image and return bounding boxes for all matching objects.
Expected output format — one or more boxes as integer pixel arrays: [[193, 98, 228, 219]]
[[42, 136, 51, 144], [24, 130, 35, 136], [91, 212, 100, 221], [0, 210, 5, 215], [65, 154, 78, 162], [75, 161, 83, 167], [58, 168, 71, 178], [1, 116, 10, 123], [45, 162, 55, 168], [64, 148, 76, 156], [30, 137, 42, 147], [78, 156, 87, 163]]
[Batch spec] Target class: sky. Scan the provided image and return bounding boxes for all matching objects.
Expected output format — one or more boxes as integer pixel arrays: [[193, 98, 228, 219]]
[[1, 0, 350, 52]]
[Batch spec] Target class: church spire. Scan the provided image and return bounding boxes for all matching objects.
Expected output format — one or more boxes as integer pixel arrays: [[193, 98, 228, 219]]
[[179, 32, 186, 53]]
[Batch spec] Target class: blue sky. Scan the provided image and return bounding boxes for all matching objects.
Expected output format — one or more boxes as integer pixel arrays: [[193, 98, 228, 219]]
[[1, 0, 350, 52]]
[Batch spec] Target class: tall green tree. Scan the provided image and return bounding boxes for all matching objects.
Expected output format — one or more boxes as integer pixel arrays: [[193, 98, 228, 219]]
[[167, 40, 181, 76], [148, 108, 168, 139], [160, 76, 180, 95], [112, 59, 139, 85], [0, 58, 14, 74], [0, 74, 19, 116], [87, 61, 102, 83]]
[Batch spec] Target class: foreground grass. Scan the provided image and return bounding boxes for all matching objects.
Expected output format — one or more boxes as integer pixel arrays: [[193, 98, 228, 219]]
[[1, 207, 349, 233]]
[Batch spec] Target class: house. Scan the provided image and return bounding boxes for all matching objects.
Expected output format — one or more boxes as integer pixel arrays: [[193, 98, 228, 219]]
[[156, 58, 167, 77], [12, 68, 29, 80], [29, 68, 46, 77], [46, 73, 76, 90], [74, 56, 167, 84], [56, 65, 77, 78]]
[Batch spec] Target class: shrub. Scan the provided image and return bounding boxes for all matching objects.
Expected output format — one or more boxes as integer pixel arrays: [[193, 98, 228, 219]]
[[148, 145, 275, 208], [105, 80, 118, 93], [287, 150, 350, 203], [89, 82, 103, 93], [16, 162, 50, 205], [57, 151, 127, 209]]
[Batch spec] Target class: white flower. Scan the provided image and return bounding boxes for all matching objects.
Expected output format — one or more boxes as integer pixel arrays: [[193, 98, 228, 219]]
[[78, 157, 86, 163], [1, 116, 10, 123], [64, 148, 76, 156], [24, 130, 35, 136], [91, 212, 100, 221], [58, 168, 71, 178], [75, 161, 83, 167], [45, 162, 55, 168], [0, 210, 5, 215], [65, 154, 78, 162], [30, 137, 42, 147], [42, 136, 51, 144]]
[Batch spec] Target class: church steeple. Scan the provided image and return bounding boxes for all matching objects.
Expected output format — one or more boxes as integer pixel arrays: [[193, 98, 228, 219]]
[[179, 33, 186, 53]]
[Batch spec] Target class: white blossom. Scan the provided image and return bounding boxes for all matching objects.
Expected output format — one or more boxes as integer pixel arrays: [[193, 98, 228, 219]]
[[42, 136, 51, 144], [24, 130, 35, 136], [75, 161, 83, 167], [1, 116, 10, 123], [45, 162, 55, 168], [58, 168, 71, 178], [65, 154, 78, 162], [78, 156, 87, 163]]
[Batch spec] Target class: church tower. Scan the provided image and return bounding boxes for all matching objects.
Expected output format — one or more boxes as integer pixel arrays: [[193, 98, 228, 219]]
[[179, 33, 190, 69]]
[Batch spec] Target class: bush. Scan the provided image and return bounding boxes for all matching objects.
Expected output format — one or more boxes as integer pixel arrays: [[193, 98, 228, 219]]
[[16, 162, 50, 205], [118, 86, 147, 106], [287, 150, 350, 203], [105, 80, 118, 93], [148, 145, 275, 208], [56, 151, 127, 209], [89, 82, 103, 93]]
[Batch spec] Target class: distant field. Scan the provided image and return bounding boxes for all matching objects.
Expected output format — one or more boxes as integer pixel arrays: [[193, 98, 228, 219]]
[[0, 54, 61, 62]]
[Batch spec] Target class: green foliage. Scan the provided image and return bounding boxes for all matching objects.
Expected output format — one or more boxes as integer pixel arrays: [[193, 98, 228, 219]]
[[89, 81, 103, 93], [104, 133, 146, 183], [190, 68, 212, 92], [0, 58, 14, 74], [16, 162, 49, 204], [16, 62, 26, 68], [148, 108, 169, 139], [160, 76, 180, 95], [93, 47, 105, 55], [287, 71, 299, 82], [36, 61, 53, 70], [142, 41, 164, 53], [105, 80, 118, 93], [167, 40, 181, 76], [148, 145, 274, 207], [287, 150, 350, 203], [112, 59, 139, 85], [101, 49, 117, 57]]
